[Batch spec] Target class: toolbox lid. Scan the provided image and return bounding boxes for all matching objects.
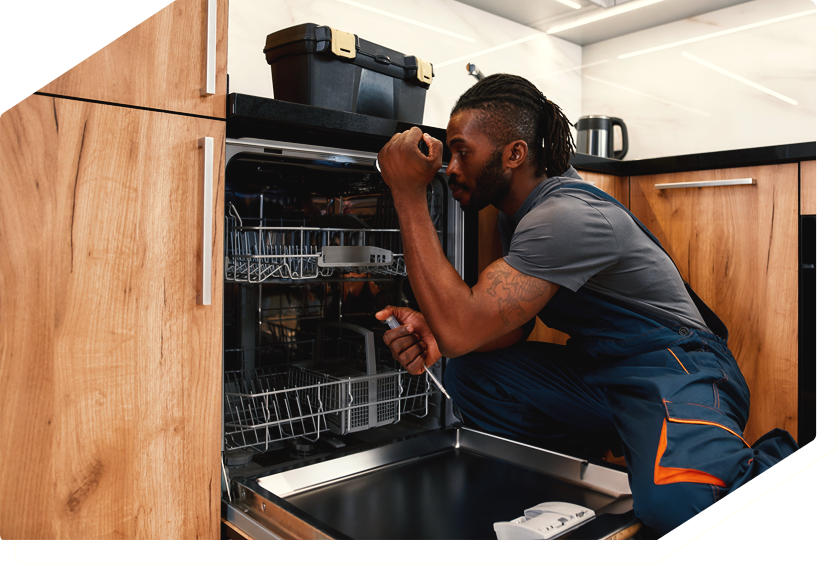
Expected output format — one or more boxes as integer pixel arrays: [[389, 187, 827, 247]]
[[264, 23, 433, 87]]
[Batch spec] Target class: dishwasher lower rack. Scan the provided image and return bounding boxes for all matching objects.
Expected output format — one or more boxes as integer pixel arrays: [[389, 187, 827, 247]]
[[287, 360, 431, 435], [223, 365, 432, 451], [225, 204, 408, 283]]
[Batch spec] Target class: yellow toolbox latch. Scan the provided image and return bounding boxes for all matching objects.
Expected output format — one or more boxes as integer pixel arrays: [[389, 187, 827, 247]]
[[330, 28, 357, 59], [415, 57, 433, 85]]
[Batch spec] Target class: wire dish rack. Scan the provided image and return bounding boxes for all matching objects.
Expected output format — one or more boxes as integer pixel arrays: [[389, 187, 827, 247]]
[[225, 204, 408, 283], [223, 323, 433, 451]]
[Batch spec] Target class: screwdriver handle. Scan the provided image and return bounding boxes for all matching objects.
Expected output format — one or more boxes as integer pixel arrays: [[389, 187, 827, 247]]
[[417, 138, 430, 157], [384, 315, 401, 330]]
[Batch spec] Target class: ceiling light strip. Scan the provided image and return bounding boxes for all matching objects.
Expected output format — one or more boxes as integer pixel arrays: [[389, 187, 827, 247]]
[[556, 0, 582, 9], [436, 32, 544, 68], [334, 0, 475, 42], [532, 59, 610, 80], [547, 0, 667, 34], [618, 9, 816, 59], [584, 75, 712, 116], [681, 52, 798, 105]]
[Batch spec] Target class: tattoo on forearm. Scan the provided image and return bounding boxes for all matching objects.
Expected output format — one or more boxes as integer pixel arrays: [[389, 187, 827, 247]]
[[485, 263, 550, 326]]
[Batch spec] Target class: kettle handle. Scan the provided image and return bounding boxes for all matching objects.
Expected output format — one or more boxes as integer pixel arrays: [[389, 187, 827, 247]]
[[611, 117, 629, 160]]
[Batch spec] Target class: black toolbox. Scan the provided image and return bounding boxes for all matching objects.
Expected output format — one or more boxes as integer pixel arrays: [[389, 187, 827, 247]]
[[264, 23, 434, 123]]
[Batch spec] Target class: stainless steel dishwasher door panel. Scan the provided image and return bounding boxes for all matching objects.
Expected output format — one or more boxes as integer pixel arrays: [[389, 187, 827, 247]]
[[226, 428, 634, 540], [285, 448, 615, 539]]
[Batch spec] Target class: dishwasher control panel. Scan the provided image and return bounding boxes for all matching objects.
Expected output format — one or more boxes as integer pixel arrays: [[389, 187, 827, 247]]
[[493, 502, 596, 540]]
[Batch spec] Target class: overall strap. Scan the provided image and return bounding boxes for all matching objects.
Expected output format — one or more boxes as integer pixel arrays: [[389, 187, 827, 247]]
[[556, 179, 729, 339]]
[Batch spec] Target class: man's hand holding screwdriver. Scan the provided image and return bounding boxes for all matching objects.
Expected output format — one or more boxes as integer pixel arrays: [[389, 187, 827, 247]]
[[375, 306, 441, 376]]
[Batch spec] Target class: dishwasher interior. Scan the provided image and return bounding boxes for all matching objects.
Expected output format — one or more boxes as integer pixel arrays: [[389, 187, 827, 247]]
[[220, 138, 635, 540], [222, 139, 458, 473]]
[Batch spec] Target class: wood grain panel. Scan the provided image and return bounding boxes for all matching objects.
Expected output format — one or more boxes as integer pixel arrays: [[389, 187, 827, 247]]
[[630, 165, 798, 444], [0, 95, 224, 539], [528, 318, 570, 345], [242, 491, 333, 540], [801, 160, 816, 215], [477, 172, 627, 345], [577, 170, 630, 209], [39, 0, 228, 118], [222, 519, 253, 540]]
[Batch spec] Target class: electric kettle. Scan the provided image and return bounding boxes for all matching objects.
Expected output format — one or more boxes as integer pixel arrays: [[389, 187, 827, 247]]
[[574, 116, 628, 160]]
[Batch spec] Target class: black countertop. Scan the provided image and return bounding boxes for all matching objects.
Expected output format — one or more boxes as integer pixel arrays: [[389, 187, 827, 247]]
[[227, 93, 816, 176]]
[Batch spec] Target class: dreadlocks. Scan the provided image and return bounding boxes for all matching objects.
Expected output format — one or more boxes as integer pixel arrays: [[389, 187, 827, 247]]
[[451, 74, 576, 178]]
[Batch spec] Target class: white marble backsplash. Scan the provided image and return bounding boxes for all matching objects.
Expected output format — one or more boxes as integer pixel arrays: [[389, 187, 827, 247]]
[[229, 0, 815, 159], [580, 0, 816, 159], [228, 0, 583, 131]]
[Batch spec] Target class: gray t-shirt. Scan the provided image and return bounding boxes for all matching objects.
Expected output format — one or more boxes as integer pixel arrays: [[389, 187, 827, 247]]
[[499, 168, 710, 332]]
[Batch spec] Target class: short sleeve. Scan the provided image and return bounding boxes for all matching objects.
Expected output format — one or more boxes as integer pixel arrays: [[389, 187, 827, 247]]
[[502, 196, 620, 291]]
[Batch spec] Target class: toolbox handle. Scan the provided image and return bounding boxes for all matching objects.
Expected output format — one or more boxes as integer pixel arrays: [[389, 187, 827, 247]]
[[315, 323, 376, 376]]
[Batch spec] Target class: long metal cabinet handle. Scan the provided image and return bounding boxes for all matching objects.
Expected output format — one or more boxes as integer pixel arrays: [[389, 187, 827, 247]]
[[200, 0, 217, 96], [654, 178, 756, 189], [199, 137, 214, 305]]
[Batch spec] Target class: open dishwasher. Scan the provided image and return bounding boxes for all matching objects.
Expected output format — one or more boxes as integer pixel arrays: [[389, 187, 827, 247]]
[[220, 137, 636, 540]]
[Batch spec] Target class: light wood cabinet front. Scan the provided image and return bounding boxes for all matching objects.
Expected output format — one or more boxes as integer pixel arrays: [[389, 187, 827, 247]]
[[801, 160, 816, 215], [631, 165, 799, 444], [0, 95, 224, 539], [39, 0, 228, 119]]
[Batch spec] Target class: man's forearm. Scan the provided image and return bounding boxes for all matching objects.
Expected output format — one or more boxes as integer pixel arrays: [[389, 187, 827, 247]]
[[379, 128, 556, 357], [394, 191, 479, 357]]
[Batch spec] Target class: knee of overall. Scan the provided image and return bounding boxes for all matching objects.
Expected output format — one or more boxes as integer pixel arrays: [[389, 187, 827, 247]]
[[631, 480, 717, 535], [442, 353, 494, 406], [442, 355, 471, 402]]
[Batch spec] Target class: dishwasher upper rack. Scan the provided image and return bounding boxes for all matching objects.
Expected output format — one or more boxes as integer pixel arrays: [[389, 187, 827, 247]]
[[223, 365, 432, 451], [225, 204, 408, 283]]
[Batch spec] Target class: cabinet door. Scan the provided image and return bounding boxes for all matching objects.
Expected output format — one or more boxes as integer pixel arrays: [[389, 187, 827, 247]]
[[631, 165, 798, 444], [477, 171, 628, 345], [801, 160, 816, 215], [39, 0, 228, 119], [0, 95, 224, 539]]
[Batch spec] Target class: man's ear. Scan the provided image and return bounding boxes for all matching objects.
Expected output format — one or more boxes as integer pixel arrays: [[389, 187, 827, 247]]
[[505, 140, 529, 169]]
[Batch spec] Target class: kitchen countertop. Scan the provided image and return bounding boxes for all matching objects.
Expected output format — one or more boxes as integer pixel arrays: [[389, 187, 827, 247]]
[[227, 93, 816, 175]]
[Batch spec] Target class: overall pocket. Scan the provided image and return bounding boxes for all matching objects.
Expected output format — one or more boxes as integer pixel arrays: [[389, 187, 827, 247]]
[[654, 400, 752, 488]]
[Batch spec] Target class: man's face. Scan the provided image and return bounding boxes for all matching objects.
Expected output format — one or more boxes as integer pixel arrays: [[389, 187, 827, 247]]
[[445, 110, 511, 212]]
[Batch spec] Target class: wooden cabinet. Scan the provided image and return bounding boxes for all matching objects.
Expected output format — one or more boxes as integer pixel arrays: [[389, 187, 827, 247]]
[[39, 0, 228, 119], [631, 165, 799, 445], [0, 0, 227, 540], [0, 95, 224, 539], [801, 160, 816, 215], [575, 170, 630, 209]]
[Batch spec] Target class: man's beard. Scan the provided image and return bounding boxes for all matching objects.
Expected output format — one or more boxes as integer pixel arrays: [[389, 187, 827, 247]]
[[455, 148, 511, 212]]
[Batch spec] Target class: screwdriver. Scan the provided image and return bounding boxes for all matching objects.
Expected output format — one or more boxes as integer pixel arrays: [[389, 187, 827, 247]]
[[375, 139, 429, 172], [384, 315, 451, 399]]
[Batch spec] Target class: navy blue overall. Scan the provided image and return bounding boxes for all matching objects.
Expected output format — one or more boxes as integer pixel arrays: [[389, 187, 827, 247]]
[[444, 181, 797, 535]]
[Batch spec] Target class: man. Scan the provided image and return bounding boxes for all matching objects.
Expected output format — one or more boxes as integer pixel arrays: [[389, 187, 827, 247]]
[[374, 74, 796, 535]]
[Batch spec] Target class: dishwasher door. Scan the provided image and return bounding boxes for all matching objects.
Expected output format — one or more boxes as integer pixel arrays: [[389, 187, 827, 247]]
[[223, 428, 635, 540]]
